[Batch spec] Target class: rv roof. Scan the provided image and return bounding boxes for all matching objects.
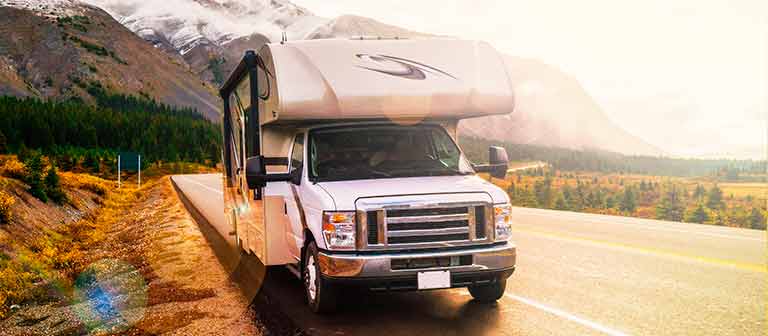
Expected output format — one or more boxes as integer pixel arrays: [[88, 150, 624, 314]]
[[257, 39, 515, 125]]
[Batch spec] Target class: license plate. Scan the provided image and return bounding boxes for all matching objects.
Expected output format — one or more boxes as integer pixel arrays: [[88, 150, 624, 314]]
[[417, 271, 450, 290]]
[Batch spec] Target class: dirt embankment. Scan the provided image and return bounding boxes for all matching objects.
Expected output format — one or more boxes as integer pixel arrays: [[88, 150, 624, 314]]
[[0, 176, 259, 335]]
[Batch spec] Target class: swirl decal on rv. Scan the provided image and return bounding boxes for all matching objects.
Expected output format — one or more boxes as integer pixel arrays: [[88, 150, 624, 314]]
[[355, 54, 457, 80]]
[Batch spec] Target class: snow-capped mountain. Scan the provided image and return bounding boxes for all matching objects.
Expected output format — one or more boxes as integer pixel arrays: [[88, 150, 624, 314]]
[[83, 0, 328, 55], [1, 0, 87, 17]]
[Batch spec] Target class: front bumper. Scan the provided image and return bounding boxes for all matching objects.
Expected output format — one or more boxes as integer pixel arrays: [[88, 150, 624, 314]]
[[317, 242, 516, 290]]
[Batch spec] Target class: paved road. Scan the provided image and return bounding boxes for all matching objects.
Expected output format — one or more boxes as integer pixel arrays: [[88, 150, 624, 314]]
[[172, 174, 766, 336]]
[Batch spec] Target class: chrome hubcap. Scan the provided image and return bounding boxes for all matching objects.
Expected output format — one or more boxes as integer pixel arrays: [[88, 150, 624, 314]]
[[306, 255, 317, 301]]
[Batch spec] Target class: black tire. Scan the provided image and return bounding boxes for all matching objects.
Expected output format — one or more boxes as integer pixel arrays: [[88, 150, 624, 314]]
[[303, 241, 337, 313], [468, 279, 507, 303]]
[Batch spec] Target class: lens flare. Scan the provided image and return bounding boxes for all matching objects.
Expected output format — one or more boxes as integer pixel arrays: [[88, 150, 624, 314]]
[[71, 259, 147, 333]]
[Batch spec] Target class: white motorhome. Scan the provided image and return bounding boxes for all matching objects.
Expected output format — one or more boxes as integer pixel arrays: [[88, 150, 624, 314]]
[[220, 38, 516, 312]]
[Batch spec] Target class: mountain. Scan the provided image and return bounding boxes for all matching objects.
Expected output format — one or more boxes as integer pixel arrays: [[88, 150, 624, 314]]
[[1, 0, 662, 156], [0, 0, 220, 120], [83, 0, 328, 86]]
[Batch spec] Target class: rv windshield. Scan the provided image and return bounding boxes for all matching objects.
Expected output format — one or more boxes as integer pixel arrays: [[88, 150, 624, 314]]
[[308, 125, 475, 182]]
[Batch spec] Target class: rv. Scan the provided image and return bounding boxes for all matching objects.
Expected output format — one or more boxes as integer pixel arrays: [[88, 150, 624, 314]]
[[220, 38, 516, 312]]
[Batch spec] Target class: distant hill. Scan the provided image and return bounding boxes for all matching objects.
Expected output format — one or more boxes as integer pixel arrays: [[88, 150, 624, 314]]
[[0, 1, 220, 120]]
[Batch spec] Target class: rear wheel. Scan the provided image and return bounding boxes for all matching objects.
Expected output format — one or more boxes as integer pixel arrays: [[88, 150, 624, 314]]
[[468, 279, 507, 303], [303, 241, 337, 313]]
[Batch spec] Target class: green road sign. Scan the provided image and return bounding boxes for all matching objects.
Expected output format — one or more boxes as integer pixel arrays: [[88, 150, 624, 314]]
[[120, 152, 141, 171]]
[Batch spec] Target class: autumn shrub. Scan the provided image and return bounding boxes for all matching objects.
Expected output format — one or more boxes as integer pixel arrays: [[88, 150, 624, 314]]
[[0, 158, 26, 180], [0, 256, 37, 319], [0, 190, 14, 224]]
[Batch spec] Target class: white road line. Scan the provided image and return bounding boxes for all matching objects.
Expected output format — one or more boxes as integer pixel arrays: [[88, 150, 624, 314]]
[[174, 175, 223, 195], [505, 294, 629, 336], [518, 210, 764, 242]]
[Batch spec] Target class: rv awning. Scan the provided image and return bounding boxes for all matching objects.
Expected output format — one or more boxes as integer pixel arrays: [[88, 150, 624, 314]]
[[258, 39, 515, 125]]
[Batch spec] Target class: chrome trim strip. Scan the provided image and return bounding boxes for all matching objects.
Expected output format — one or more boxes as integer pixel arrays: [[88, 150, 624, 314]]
[[387, 227, 469, 237], [485, 205, 494, 239], [377, 209, 387, 245], [467, 206, 477, 240], [386, 213, 468, 224], [318, 242, 517, 277], [357, 210, 367, 250]]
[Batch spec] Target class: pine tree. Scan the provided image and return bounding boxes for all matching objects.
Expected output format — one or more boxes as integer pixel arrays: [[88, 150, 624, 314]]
[[554, 192, 569, 210], [706, 185, 724, 209], [0, 130, 7, 154], [17, 143, 31, 163], [685, 204, 710, 224], [656, 185, 685, 221], [534, 177, 553, 208], [45, 165, 66, 204], [748, 208, 766, 230], [512, 186, 539, 208], [692, 184, 706, 200], [25, 153, 48, 202], [619, 187, 637, 213]]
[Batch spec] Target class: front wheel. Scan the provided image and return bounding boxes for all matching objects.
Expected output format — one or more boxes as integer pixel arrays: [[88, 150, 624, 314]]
[[468, 279, 507, 303], [303, 241, 338, 313]]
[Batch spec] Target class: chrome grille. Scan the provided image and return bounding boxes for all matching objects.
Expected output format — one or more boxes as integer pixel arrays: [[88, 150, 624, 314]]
[[358, 202, 492, 250], [386, 208, 470, 245]]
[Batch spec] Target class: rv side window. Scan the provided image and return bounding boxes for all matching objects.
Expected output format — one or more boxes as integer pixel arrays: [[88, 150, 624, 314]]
[[229, 90, 246, 170], [290, 134, 304, 178]]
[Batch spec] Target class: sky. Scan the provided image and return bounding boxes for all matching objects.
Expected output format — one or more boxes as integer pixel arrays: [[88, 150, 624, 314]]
[[292, 0, 767, 159]]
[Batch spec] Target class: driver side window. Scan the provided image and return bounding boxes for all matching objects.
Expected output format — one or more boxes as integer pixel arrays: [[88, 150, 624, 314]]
[[290, 134, 304, 183]]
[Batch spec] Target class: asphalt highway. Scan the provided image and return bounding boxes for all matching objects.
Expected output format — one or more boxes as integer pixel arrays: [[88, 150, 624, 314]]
[[171, 174, 766, 336]]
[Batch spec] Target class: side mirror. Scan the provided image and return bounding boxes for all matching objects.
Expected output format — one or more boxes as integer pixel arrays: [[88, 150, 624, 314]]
[[245, 156, 267, 189], [473, 146, 509, 179], [245, 156, 294, 189], [488, 146, 509, 179]]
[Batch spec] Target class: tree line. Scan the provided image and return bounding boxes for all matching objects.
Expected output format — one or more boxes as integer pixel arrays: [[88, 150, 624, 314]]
[[506, 171, 766, 230], [0, 93, 221, 169], [460, 136, 766, 179]]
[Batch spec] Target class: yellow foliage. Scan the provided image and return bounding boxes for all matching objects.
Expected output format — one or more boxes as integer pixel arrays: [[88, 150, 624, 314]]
[[60, 172, 113, 196], [0, 190, 14, 223], [0, 257, 38, 319], [0, 172, 135, 316], [0, 158, 26, 180]]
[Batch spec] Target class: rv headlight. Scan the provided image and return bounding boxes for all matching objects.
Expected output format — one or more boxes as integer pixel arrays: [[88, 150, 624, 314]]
[[322, 211, 356, 250], [494, 204, 513, 241]]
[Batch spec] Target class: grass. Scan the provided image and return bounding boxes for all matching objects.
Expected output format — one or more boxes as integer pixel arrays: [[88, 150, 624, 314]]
[[60, 172, 113, 197], [0, 175, 147, 318], [0, 158, 194, 318], [719, 182, 768, 200]]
